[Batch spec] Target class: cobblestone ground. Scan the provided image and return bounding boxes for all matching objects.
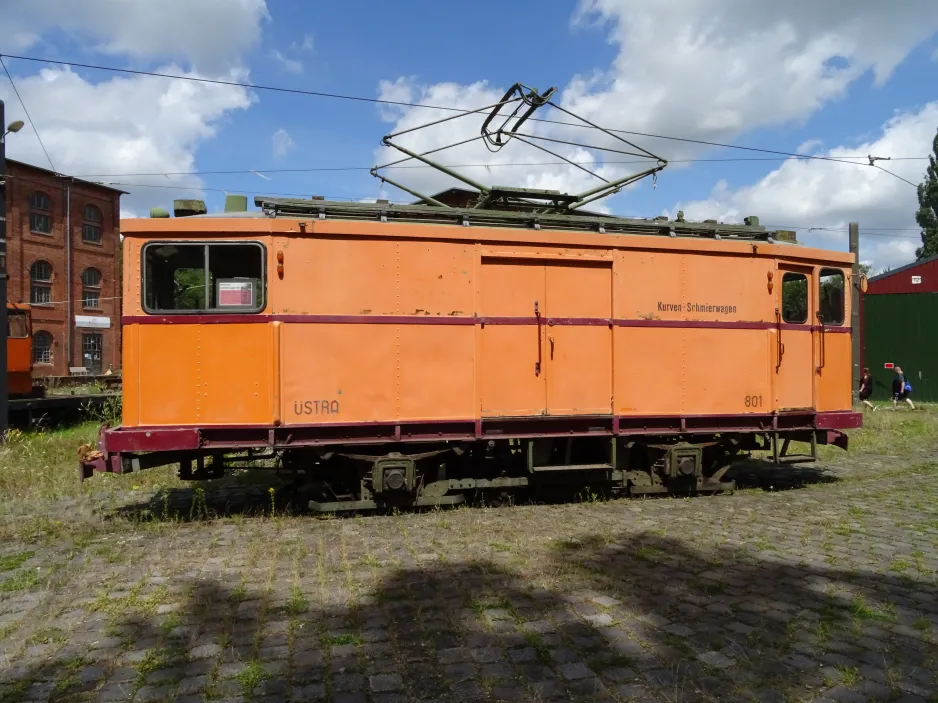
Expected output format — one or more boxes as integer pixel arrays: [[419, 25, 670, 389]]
[[1, 448, 937, 702]]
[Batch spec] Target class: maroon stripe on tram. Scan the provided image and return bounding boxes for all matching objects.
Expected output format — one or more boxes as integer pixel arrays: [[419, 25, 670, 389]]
[[122, 313, 852, 332]]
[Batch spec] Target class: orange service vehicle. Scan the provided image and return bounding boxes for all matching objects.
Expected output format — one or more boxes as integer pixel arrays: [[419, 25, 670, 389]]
[[6, 303, 33, 398], [79, 82, 862, 510]]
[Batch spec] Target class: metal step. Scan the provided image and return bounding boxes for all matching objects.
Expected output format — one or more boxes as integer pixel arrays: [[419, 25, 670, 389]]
[[530, 463, 614, 473], [308, 494, 466, 513]]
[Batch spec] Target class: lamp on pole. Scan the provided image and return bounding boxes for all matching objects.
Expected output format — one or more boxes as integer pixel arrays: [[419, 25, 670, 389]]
[[1, 100, 25, 438]]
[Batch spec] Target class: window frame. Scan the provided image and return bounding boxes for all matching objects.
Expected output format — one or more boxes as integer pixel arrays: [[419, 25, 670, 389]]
[[141, 240, 267, 315], [30, 260, 54, 306], [818, 267, 846, 327], [81, 267, 103, 309], [82, 203, 103, 244], [32, 331, 53, 365], [29, 191, 53, 235], [780, 271, 809, 325], [8, 310, 30, 339]]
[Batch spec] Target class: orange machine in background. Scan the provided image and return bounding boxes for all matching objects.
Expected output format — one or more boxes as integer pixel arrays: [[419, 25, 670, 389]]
[[6, 303, 33, 398], [80, 199, 861, 510]]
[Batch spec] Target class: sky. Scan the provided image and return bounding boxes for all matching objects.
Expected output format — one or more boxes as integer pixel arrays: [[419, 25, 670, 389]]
[[2, 0, 937, 273]]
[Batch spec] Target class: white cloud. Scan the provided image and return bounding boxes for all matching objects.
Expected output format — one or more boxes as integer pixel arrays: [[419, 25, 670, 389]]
[[270, 32, 314, 73], [1, 65, 254, 215], [568, 0, 938, 160], [374, 3, 938, 205], [272, 128, 295, 157], [271, 50, 303, 74], [0, 0, 268, 216], [0, 0, 269, 74], [673, 102, 937, 273]]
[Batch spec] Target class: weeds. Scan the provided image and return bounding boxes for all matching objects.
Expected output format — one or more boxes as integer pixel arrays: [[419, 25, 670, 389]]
[[0, 551, 34, 571], [235, 660, 270, 696]]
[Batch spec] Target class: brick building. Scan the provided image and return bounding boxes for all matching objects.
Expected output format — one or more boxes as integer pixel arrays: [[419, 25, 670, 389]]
[[4, 159, 125, 376]]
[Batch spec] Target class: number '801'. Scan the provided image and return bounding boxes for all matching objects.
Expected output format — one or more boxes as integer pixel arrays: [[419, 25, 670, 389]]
[[744, 395, 763, 408]]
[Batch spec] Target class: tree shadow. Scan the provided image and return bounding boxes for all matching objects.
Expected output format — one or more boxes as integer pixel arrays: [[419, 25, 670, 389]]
[[2, 529, 935, 702]]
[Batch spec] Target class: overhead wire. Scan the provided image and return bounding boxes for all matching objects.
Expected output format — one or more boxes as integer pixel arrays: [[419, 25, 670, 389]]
[[0, 53, 928, 243], [0, 55, 57, 174], [63, 155, 929, 180], [0, 52, 927, 189]]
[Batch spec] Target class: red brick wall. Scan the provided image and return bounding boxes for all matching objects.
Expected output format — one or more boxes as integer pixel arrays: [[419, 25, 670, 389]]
[[4, 160, 123, 377]]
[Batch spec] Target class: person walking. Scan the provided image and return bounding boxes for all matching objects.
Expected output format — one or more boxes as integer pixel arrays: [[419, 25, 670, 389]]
[[892, 366, 915, 410], [858, 368, 876, 411]]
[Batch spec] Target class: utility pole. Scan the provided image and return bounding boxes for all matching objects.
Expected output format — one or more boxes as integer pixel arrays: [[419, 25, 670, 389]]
[[849, 222, 861, 394], [1, 99, 9, 437]]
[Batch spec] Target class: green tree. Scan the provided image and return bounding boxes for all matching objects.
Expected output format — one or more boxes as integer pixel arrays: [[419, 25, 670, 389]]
[[914, 127, 938, 260]]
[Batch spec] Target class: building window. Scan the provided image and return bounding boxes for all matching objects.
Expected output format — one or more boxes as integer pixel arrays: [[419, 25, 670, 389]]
[[81, 267, 102, 308], [33, 331, 53, 365], [29, 191, 53, 234], [82, 204, 102, 243], [30, 260, 53, 305], [143, 241, 266, 313]]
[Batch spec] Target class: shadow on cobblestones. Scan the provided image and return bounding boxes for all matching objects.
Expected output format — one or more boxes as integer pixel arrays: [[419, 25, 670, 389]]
[[1, 528, 937, 702], [546, 532, 938, 701]]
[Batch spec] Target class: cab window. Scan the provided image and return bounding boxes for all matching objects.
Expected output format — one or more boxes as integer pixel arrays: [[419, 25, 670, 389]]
[[143, 242, 265, 313], [818, 268, 845, 325], [781, 272, 808, 324], [8, 311, 29, 338]]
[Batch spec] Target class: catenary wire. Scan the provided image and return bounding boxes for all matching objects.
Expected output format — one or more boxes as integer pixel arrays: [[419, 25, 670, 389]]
[[64, 155, 929, 179], [0, 55, 57, 173], [0, 52, 927, 188]]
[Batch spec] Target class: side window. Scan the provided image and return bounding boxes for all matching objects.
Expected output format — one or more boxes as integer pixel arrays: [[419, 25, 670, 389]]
[[781, 272, 808, 323], [143, 242, 265, 313], [8, 312, 29, 338], [818, 268, 845, 325]]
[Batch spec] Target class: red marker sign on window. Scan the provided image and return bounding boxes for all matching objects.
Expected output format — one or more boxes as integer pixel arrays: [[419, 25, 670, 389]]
[[884, 363, 894, 369]]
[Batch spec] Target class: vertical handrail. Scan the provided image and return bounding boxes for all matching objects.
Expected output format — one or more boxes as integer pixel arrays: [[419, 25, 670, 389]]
[[272, 320, 282, 425], [775, 308, 785, 372], [815, 311, 826, 372], [534, 300, 542, 377]]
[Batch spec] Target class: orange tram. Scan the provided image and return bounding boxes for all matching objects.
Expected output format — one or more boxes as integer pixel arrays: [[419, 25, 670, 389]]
[[79, 197, 862, 510]]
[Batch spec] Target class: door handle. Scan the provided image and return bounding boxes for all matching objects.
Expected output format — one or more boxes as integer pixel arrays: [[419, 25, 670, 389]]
[[549, 335, 555, 359], [534, 300, 542, 377], [775, 308, 784, 372]]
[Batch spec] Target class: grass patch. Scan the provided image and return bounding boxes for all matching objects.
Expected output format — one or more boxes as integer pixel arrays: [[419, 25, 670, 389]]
[[523, 631, 552, 663], [136, 646, 185, 687], [851, 595, 896, 623], [327, 633, 363, 646], [90, 584, 171, 616], [0, 551, 35, 571], [0, 568, 45, 592], [284, 587, 309, 616], [635, 545, 660, 561], [837, 665, 860, 687], [235, 660, 270, 695], [27, 627, 68, 645]]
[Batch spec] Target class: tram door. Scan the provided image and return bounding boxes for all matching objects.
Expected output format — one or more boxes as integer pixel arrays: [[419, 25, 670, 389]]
[[775, 266, 815, 411]]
